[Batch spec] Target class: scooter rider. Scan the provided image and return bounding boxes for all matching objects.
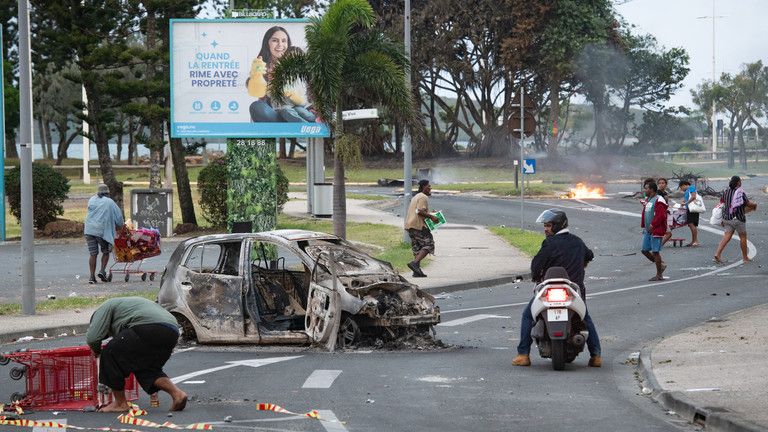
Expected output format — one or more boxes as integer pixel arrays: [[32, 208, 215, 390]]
[[511, 209, 602, 367]]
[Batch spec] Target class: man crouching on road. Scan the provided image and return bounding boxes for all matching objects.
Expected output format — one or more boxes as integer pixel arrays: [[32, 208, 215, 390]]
[[87, 297, 188, 412], [511, 209, 602, 368], [405, 179, 440, 278]]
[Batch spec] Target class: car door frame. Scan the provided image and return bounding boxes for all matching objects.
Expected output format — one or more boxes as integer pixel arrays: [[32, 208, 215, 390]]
[[304, 250, 341, 351]]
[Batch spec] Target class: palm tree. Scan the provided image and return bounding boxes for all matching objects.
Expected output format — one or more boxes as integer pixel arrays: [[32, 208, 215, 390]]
[[269, 0, 415, 239]]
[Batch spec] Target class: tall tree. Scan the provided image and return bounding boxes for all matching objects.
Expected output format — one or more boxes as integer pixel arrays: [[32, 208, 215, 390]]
[[503, 0, 615, 158], [606, 29, 689, 149], [1, 0, 19, 159], [33, 63, 81, 164], [270, 0, 414, 238], [33, 0, 138, 211]]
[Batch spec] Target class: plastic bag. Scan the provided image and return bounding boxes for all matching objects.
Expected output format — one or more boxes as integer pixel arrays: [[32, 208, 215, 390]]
[[688, 195, 706, 213], [709, 203, 723, 225]]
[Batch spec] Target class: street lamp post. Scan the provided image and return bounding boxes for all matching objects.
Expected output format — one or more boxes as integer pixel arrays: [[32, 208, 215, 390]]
[[698, 0, 724, 161], [402, 0, 412, 243], [18, 0, 36, 315]]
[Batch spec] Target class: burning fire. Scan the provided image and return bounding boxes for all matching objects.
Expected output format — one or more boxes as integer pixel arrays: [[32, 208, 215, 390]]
[[562, 183, 605, 199]]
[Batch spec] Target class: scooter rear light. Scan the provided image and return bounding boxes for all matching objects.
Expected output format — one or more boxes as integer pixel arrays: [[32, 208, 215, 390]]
[[553, 331, 563, 337], [546, 287, 569, 302]]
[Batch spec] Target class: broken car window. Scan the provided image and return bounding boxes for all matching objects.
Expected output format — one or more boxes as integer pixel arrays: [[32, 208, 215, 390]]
[[302, 240, 372, 273]]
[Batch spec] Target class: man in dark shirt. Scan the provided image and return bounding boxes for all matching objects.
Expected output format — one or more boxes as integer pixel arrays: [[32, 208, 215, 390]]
[[512, 209, 602, 367]]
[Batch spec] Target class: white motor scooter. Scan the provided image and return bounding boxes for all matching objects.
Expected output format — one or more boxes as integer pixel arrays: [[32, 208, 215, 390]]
[[529, 267, 589, 370]]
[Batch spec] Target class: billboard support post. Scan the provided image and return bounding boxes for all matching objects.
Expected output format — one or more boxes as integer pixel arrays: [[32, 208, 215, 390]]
[[1, 25, 6, 241]]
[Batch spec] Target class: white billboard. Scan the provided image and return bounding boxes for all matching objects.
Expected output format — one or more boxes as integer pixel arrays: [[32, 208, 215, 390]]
[[170, 19, 330, 138]]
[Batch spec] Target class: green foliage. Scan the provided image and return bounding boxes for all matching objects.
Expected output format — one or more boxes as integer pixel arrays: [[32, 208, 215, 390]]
[[334, 134, 363, 170], [488, 226, 546, 257], [635, 110, 696, 151], [198, 148, 289, 229], [227, 140, 278, 232], [197, 158, 228, 227], [4, 163, 71, 230]]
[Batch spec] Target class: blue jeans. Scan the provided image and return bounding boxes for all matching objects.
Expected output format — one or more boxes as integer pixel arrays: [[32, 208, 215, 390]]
[[249, 100, 280, 122], [516, 298, 601, 357]]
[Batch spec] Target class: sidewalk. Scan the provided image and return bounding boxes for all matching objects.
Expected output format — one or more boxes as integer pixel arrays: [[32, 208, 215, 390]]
[[282, 193, 531, 292], [638, 304, 768, 431]]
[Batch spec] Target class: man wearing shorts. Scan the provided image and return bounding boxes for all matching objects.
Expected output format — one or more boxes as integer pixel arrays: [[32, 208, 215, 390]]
[[641, 182, 668, 281], [404, 179, 439, 277], [87, 297, 187, 412], [678, 179, 700, 246], [83, 184, 124, 284]]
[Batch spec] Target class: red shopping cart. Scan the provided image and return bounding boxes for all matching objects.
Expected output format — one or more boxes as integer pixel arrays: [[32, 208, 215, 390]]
[[1, 346, 139, 410], [108, 225, 161, 282]]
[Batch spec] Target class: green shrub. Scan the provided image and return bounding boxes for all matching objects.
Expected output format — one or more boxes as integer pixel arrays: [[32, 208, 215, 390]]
[[4, 163, 70, 230], [197, 156, 289, 227], [198, 158, 229, 227]]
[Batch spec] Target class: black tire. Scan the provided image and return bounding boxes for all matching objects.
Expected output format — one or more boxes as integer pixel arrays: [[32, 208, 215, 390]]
[[337, 314, 361, 349], [124, 274, 130, 282], [551, 340, 566, 371], [10, 392, 25, 403], [149, 273, 156, 281], [141, 273, 147, 282], [107, 272, 113, 282], [10, 366, 26, 380], [0, 354, 9, 365]]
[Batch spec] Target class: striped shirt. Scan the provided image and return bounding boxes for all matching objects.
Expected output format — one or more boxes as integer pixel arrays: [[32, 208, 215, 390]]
[[722, 188, 748, 222]]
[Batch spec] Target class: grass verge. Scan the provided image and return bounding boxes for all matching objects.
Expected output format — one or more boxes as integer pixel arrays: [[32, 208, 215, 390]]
[[434, 182, 559, 196], [488, 226, 545, 257], [278, 215, 413, 271], [0, 290, 157, 316]]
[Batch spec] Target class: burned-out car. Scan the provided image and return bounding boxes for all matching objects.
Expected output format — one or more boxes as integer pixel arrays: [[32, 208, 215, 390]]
[[158, 230, 440, 350]]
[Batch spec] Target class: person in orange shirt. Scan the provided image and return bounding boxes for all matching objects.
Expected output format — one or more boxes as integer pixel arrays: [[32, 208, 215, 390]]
[[404, 180, 439, 277]]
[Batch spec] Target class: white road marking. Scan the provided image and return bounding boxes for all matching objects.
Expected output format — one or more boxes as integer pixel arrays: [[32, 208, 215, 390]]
[[441, 200, 757, 315], [302, 370, 342, 389], [174, 347, 196, 354], [438, 314, 508, 326], [181, 380, 205, 384], [317, 410, 348, 432], [686, 387, 721, 392], [171, 356, 302, 384]]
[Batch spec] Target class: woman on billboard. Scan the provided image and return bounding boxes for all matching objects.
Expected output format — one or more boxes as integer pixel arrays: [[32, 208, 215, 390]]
[[247, 26, 316, 123]]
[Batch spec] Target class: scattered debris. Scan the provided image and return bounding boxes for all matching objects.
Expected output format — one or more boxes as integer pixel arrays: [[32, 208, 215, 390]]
[[224, 416, 232, 423], [15, 336, 34, 343], [641, 387, 653, 395], [366, 399, 375, 404], [46, 295, 56, 300]]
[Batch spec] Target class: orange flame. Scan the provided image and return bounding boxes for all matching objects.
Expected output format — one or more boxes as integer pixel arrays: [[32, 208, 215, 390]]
[[562, 183, 605, 199]]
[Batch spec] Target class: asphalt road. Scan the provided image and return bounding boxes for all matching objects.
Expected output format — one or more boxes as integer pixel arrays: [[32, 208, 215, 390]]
[[1, 185, 767, 431]]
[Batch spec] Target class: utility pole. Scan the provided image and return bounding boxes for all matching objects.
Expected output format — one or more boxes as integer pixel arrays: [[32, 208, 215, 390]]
[[18, 0, 36, 315], [402, 0, 412, 242], [698, 0, 724, 160], [82, 86, 91, 184]]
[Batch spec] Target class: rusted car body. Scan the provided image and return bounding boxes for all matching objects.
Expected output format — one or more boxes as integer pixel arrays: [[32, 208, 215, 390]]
[[157, 230, 440, 350]]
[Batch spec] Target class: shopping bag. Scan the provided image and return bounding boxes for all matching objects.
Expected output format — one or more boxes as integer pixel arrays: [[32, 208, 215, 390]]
[[688, 195, 706, 213], [709, 203, 723, 225], [425, 211, 447, 231]]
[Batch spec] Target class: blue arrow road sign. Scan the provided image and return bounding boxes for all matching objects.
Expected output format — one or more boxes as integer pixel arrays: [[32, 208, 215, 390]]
[[523, 159, 536, 174]]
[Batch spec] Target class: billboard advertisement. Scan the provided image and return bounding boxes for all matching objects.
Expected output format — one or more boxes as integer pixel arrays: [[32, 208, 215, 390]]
[[170, 19, 330, 138]]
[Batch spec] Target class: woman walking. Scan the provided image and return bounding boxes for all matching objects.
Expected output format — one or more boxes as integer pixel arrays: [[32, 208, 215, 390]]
[[714, 176, 756, 263]]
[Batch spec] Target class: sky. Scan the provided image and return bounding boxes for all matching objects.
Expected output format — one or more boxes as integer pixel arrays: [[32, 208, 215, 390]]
[[616, 0, 768, 110]]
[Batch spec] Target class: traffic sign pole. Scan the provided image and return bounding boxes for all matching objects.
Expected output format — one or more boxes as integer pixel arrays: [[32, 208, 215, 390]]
[[519, 87, 524, 230]]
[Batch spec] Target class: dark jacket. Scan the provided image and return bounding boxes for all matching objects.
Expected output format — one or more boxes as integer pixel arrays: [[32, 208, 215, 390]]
[[531, 230, 594, 298]]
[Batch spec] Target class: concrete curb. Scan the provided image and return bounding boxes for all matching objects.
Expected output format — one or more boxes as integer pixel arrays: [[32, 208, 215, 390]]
[[637, 347, 766, 432], [420, 274, 529, 295], [0, 324, 90, 346]]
